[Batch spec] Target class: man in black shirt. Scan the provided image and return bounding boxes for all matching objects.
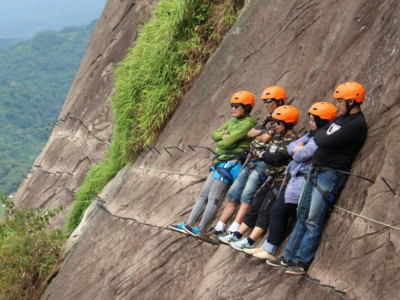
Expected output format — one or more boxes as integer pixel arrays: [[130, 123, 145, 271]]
[[267, 81, 368, 275]]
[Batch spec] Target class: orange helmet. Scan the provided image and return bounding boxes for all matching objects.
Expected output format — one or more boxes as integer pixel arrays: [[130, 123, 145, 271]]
[[308, 102, 337, 122], [261, 86, 287, 102], [333, 81, 365, 103], [272, 105, 299, 125], [230, 91, 255, 107]]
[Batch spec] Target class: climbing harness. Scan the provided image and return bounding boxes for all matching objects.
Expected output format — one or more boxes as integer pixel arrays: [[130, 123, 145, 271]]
[[238, 152, 252, 173], [311, 167, 375, 205], [255, 167, 268, 183], [213, 160, 239, 184], [297, 170, 311, 218]]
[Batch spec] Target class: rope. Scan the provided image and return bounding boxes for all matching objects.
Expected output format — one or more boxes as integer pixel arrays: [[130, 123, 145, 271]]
[[95, 200, 167, 230], [89, 167, 400, 300], [136, 166, 208, 178], [133, 166, 400, 231], [333, 205, 400, 231], [94, 197, 349, 299]]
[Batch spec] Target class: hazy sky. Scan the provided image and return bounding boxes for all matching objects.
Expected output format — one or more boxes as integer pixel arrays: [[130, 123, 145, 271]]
[[0, 0, 107, 38]]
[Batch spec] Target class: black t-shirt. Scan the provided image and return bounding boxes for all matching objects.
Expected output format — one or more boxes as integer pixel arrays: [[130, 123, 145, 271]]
[[313, 111, 368, 171]]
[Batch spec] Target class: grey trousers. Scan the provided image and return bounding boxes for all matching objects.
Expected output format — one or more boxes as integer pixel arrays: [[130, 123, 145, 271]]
[[187, 171, 229, 230]]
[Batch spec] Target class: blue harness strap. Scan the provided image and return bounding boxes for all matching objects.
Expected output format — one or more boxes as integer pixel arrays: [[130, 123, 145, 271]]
[[216, 166, 234, 183], [211, 159, 241, 184], [210, 152, 248, 184], [254, 168, 267, 183]]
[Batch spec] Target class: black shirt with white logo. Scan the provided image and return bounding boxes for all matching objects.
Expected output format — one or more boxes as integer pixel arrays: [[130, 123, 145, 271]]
[[313, 111, 368, 171]]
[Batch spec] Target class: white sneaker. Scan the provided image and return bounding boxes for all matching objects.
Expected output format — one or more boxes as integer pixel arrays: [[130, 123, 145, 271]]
[[218, 232, 238, 244], [230, 238, 254, 252]]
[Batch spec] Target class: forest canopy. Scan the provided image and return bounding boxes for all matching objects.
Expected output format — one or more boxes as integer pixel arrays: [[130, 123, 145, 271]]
[[0, 20, 96, 194]]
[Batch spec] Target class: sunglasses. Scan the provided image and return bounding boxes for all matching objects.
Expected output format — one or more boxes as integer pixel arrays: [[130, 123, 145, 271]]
[[274, 120, 284, 125], [262, 98, 277, 104], [231, 103, 242, 109]]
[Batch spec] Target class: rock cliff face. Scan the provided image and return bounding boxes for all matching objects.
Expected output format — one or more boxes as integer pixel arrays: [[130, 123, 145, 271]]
[[21, 0, 400, 299], [13, 0, 161, 228]]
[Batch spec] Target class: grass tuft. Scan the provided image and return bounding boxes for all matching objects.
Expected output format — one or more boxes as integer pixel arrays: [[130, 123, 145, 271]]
[[66, 0, 245, 233]]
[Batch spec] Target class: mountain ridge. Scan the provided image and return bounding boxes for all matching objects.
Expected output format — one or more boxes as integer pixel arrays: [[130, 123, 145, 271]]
[[0, 0, 106, 38]]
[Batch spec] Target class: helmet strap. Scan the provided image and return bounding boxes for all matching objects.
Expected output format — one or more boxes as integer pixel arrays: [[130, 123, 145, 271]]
[[312, 115, 329, 129], [235, 104, 252, 119], [345, 100, 358, 116], [243, 104, 252, 114], [285, 123, 294, 131]]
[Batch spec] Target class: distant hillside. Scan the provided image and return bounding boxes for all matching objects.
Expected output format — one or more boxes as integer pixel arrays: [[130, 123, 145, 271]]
[[0, 38, 23, 51], [0, 20, 97, 194], [0, 0, 106, 38]]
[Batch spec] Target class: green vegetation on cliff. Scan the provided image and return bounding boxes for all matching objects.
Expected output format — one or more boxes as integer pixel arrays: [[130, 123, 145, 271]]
[[0, 199, 65, 300], [0, 21, 96, 194], [67, 0, 245, 232], [0, 192, 6, 218]]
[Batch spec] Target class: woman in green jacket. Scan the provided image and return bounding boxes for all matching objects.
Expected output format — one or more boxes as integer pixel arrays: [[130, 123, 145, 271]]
[[169, 91, 257, 235]]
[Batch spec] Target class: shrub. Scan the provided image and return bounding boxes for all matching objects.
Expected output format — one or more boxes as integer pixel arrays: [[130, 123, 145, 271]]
[[0, 199, 65, 300]]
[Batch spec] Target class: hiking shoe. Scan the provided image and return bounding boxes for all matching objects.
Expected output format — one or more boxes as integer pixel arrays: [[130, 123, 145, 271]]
[[218, 232, 239, 244], [230, 238, 254, 252], [183, 225, 201, 237], [168, 223, 188, 234], [197, 228, 225, 244], [252, 250, 275, 260], [285, 264, 306, 275], [243, 247, 263, 255], [266, 256, 288, 267]]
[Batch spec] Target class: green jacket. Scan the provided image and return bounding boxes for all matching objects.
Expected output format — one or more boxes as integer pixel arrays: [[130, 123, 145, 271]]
[[211, 116, 257, 164]]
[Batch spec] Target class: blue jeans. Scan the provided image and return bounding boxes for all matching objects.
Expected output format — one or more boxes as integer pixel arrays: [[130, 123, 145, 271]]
[[284, 169, 347, 267], [225, 160, 267, 204]]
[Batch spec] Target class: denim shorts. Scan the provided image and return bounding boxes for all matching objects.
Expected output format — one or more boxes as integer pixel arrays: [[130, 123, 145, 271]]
[[226, 160, 267, 204]]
